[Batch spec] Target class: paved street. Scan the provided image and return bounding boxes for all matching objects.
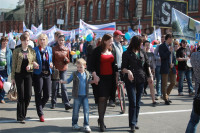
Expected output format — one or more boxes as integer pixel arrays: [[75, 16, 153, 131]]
[[0, 63, 199, 133]]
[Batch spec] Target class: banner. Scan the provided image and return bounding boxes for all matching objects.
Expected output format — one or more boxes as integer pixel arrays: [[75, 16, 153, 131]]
[[128, 28, 139, 38], [23, 22, 27, 32], [79, 19, 116, 38], [171, 8, 200, 40], [148, 28, 162, 42], [152, 0, 187, 27], [31, 24, 37, 34]]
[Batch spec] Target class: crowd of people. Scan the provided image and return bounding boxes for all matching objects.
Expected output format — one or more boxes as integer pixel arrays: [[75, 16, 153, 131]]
[[0, 29, 200, 133]]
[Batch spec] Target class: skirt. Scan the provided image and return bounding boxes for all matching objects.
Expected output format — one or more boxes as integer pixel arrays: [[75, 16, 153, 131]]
[[98, 75, 113, 97]]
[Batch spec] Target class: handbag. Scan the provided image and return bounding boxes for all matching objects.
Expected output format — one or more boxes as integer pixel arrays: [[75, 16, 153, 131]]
[[193, 84, 200, 115], [7, 84, 17, 101], [51, 66, 60, 81]]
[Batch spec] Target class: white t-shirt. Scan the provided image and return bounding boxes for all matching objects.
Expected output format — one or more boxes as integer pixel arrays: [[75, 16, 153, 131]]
[[9, 39, 16, 49]]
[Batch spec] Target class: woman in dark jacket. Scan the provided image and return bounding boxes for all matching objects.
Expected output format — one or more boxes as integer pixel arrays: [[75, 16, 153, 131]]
[[90, 34, 118, 132], [121, 36, 153, 132]]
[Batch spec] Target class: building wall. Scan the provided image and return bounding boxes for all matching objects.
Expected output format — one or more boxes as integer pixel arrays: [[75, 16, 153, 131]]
[[25, 0, 44, 29], [0, 21, 23, 33], [43, 0, 67, 30]]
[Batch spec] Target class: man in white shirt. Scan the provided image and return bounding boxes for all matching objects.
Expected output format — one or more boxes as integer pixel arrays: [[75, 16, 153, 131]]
[[9, 37, 16, 52]]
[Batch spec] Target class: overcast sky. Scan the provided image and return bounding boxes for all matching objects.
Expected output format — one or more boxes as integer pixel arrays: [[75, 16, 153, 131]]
[[0, 0, 18, 9]]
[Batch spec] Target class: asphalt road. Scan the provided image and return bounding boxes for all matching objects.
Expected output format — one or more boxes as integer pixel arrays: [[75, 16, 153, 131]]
[[0, 63, 199, 133]]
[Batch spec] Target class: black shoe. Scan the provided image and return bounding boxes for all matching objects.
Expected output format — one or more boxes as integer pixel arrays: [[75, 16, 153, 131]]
[[130, 125, 136, 132], [165, 100, 170, 105], [152, 101, 159, 107], [168, 99, 172, 103], [65, 105, 72, 110], [51, 104, 55, 109], [57, 93, 62, 98], [143, 89, 147, 95], [135, 126, 139, 130]]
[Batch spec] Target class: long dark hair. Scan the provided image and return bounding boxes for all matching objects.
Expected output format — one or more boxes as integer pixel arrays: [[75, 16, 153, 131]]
[[100, 34, 113, 52], [127, 35, 143, 51]]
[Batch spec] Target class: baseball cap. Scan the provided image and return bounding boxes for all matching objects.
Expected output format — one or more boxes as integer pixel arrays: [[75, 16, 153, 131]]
[[113, 30, 125, 36]]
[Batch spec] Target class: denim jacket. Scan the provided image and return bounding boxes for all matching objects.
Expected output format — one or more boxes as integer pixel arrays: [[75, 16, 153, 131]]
[[71, 70, 91, 98], [0, 44, 12, 76], [33, 46, 52, 75]]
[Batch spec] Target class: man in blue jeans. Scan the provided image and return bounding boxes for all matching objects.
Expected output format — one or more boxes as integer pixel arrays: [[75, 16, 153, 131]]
[[176, 39, 194, 96], [186, 47, 200, 133]]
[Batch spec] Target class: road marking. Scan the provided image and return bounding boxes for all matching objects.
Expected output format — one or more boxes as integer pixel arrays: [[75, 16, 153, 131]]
[[0, 109, 192, 123]]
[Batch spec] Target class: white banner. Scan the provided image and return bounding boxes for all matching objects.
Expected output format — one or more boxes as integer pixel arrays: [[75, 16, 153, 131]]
[[79, 19, 116, 38]]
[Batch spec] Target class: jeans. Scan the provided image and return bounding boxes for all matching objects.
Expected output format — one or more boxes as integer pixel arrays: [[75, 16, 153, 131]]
[[178, 70, 193, 93], [51, 70, 70, 106], [125, 80, 144, 126], [155, 66, 161, 96], [72, 95, 89, 126], [33, 73, 51, 117], [186, 109, 200, 133], [0, 70, 8, 101]]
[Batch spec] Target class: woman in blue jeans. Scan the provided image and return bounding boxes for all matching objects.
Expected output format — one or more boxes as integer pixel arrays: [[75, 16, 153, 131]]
[[122, 36, 153, 132], [0, 36, 12, 104], [51, 35, 72, 110]]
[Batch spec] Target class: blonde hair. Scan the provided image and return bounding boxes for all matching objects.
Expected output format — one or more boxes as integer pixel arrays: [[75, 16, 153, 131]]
[[76, 58, 86, 66], [37, 34, 48, 46]]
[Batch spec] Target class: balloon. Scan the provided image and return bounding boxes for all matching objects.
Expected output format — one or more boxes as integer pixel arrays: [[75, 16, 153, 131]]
[[70, 51, 76, 55], [3, 82, 11, 93], [125, 32, 131, 40], [85, 29, 93, 37], [76, 50, 80, 55], [83, 36, 86, 40], [147, 38, 151, 43], [86, 34, 93, 42]]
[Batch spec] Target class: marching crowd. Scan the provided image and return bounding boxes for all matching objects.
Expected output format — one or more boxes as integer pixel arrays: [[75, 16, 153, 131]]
[[0, 30, 200, 133]]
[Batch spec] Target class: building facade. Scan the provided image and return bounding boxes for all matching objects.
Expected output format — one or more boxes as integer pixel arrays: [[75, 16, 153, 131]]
[[22, 0, 200, 35], [25, 0, 44, 29], [43, 0, 68, 30], [66, 0, 200, 34], [0, 5, 24, 33]]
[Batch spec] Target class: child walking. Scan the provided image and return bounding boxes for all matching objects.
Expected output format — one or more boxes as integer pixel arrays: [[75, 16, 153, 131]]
[[60, 58, 94, 133]]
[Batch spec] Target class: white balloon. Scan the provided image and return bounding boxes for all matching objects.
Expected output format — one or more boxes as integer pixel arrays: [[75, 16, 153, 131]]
[[3, 82, 12, 93]]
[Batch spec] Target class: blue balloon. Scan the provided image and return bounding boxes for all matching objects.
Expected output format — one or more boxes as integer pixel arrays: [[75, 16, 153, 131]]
[[86, 34, 93, 42], [125, 32, 131, 40], [147, 38, 151, 43]]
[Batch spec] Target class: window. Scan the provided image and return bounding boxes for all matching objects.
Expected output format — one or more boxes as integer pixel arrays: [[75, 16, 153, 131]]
[[105, 0, 110, 19], [188, 0, 198, 11], [146, 0, 152, 15], [60, 8, 63, 19], [89, 3, 93, 21], [115, 0, 119, 19], [45, 10, 48, 27], [70, 6, 74, 23], [97, 0, 101, 20], [50, 10, 53, 25], [77, 2, 82, 21], [124, 0, 129, 18]]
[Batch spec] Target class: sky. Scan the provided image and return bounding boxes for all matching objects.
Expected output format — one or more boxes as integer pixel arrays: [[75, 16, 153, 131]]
[[0, 0, 18, 9]]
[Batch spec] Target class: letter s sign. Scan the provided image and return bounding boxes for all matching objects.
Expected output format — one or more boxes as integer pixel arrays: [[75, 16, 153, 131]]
[[161, 2, 171, 25]]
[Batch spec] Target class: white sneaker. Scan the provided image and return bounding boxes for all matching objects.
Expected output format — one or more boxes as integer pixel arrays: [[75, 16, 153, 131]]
[[72, 124, 81, 130], [84, 125, 91, 133]]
